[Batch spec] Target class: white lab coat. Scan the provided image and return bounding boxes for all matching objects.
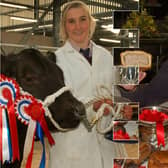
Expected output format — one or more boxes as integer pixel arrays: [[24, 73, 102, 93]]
[[49, 41, 117, 168]]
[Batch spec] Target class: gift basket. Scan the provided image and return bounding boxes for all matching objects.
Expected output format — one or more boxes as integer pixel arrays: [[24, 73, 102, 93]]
[[139, 106, 168, 149]]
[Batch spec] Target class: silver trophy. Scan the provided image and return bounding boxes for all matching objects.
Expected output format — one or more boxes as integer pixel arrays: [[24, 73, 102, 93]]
[[118, 66, 139, 85]]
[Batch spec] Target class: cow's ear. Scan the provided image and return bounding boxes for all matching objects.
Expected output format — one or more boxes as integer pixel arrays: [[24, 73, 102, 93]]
[[46, 51, 57, 63], [1, 54, 17, 77], [1, 55, 8, 74]]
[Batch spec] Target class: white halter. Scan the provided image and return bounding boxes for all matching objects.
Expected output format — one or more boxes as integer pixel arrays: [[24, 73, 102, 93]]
[[21, 84, 124, 133], [44, 86, 74, 131], [83, 85, 124, 134], [20, 86, 72, 131]]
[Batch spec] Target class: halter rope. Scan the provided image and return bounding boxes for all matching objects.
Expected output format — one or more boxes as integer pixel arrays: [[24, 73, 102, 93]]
[[20, 86, 72, 131], [83, 85, 124, 134], [21, 84, 124, 133], [95, 103, 124, 134]]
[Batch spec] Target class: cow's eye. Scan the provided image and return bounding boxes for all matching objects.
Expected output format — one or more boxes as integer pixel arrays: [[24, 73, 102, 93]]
[[22, 75, 39, 85], [25, 76, 34, 81]]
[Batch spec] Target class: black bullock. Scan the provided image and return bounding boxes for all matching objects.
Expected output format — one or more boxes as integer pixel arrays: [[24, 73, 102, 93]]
[[1, 48, 86, 168]]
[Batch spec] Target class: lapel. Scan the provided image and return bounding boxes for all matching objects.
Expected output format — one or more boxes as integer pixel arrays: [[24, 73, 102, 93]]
[[91, 41, 100, 77], [64, 41, 92, 70]]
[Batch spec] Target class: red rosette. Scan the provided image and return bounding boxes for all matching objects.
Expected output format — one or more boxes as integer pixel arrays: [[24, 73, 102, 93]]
[[0, 74, 20, 108], [14, 94, 55, 145], [14, 95, 38, 125], [0, 74, 20, 161]]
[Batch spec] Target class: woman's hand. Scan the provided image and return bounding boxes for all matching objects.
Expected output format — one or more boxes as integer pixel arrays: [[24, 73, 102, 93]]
[[93, 98, 113, 115], [121, 105, 133, 120], [93, 99, 133, 120], [120, 71, 146, 91]]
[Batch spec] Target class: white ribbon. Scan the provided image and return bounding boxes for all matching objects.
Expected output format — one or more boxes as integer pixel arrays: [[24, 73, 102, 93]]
[[21, 119, 36, 167], [2, 108, 10, 163]]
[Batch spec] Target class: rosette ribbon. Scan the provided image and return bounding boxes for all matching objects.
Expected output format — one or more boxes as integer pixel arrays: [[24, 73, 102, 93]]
[[0, 74, 20, 162], [0, 106, 2, 161], [15, 95, 55, 168], [113, 130, 130, 140], [140, 109, 168, 147], [0, 107, 12, 163], [1, 74, 55, 167], [36, 123, 46, 168], [113, 162, 121, 168]]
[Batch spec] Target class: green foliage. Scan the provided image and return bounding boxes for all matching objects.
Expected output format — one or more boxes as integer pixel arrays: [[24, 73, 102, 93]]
[[123, 9, 159, 38]]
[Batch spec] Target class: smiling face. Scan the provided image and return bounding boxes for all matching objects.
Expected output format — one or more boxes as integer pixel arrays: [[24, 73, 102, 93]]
[[65, 7, 90, 47]]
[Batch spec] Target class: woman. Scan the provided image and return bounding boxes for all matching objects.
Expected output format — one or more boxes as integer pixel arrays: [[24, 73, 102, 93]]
[[49, 1, 122, 168]]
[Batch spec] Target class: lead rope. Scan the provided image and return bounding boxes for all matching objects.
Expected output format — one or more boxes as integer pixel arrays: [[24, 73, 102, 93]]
[[21, 84, 123, 133], [43, 86, 72, 131], [94, 103, 124, 134], [20, 86, 72, 132], [83, 85, 124, 134]]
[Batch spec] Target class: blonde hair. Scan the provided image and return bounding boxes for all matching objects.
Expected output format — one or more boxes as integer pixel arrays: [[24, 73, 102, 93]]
[[60, 0, 96, 43]]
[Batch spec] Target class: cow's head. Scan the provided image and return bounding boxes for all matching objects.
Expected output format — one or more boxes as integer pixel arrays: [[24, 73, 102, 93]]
[[1, 48, 86, 130]]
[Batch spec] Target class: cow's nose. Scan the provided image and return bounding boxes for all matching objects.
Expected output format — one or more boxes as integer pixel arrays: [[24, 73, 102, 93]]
[[74, 102, 86, 116], [73, 102, 92, 132]]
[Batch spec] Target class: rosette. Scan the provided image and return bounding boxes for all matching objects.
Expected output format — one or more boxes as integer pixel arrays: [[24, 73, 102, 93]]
[[14, 95, 36, 125], [14, 94, 54, 168], [0, 74, 20, 108], [1, 74, 54, 167], [0, 74, 20, 162]]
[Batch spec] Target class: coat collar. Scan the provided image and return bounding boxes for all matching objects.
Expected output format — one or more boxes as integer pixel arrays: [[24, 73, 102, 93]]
[[63, 41, 91, 68], [62, 40, 100, 68], [64, 40, 96, 53]]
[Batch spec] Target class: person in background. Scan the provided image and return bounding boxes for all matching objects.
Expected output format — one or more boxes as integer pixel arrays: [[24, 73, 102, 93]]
[[49, 1, 131, 168], [120, 49, 168, 107]]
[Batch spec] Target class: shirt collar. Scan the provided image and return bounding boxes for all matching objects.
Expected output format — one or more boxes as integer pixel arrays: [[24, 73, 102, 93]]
[[68, 40, 92, 52]]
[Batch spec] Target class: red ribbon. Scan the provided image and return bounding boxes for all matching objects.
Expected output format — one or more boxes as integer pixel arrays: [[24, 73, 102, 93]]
[[113, 162, 121, 168], [23, 101, 55, 168], [0, 106, 3, 161], [24, 101, 55, 145], [3, 88, 20, 161], [140, 109, 168, 147], [113, 130, 130, 140]]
